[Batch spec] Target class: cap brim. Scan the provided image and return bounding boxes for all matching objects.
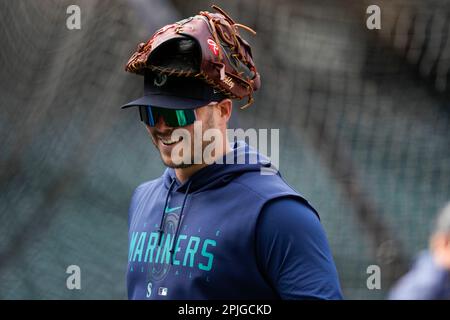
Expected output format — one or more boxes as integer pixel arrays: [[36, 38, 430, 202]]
[[121, 94, 212, 110]]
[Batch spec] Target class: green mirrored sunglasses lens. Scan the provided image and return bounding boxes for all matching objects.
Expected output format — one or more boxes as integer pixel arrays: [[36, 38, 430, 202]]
[[139, 106, 196, 127]]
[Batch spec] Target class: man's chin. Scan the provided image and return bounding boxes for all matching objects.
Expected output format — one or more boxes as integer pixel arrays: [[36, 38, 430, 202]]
[[164, 162, 193, 169], [160, 154, 193, 169]]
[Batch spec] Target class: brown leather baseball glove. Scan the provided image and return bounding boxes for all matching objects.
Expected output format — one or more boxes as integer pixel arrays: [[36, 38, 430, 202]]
[[125, 5, 260, 109]]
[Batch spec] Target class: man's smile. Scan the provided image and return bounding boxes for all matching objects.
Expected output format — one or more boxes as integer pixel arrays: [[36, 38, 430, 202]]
[[158, 135, 183, 146]]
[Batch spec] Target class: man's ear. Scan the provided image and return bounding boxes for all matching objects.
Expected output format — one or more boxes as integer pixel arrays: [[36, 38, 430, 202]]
[[217, 99, 232, 121]]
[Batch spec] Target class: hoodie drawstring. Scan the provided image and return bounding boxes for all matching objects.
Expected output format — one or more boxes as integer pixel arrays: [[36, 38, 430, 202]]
[[157, 178, 176, 246], [169, 180, 192, 265], [157, 177, 193, 266]]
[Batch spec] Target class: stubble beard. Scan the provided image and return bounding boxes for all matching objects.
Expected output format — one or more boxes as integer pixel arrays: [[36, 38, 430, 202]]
[[150, 109, 217, 169]]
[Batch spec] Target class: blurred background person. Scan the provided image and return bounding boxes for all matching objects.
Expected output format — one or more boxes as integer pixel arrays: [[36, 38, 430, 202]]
[[389, 203, 450, 300]]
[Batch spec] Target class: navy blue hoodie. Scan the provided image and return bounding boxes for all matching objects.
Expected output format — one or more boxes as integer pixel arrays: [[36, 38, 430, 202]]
[[127, 141, 342, 299]]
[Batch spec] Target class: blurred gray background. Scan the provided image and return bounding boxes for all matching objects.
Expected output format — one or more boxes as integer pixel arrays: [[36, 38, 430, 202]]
[[0, 0, 449, 299]]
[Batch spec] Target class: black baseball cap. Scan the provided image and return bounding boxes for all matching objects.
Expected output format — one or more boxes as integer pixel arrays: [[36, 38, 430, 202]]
[[121, 72, 227, 110]]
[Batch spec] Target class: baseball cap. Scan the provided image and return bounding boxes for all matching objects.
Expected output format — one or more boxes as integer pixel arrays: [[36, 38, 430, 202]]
[[121, 71, 227, 110]]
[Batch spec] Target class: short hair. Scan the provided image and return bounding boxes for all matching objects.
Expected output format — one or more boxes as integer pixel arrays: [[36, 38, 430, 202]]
[[434, 202, 450, 234]]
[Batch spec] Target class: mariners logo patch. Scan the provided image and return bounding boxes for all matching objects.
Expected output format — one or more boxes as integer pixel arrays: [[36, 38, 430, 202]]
[[154, 74, 168, 87]]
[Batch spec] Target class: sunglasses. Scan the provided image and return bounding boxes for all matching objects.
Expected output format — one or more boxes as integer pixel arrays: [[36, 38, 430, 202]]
[[138, 106, 196, 128]]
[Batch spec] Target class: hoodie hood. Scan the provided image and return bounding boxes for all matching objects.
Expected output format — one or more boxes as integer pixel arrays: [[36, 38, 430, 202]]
[[162, 140, 274, 193]]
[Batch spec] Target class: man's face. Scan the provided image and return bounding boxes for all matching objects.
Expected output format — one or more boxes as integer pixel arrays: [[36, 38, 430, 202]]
[[431, 232, 450, 270], [145, 100, 230, 168]]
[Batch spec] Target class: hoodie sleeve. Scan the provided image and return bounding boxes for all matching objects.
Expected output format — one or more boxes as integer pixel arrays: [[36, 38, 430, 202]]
[[256, 197, 343, 300]]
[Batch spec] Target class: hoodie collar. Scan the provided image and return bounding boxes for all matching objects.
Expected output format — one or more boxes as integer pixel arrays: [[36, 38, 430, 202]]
[[162, 140, 273, 193]]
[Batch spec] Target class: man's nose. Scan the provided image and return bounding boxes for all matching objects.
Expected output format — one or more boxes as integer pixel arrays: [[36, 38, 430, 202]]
[[154, 114, 171, 131]]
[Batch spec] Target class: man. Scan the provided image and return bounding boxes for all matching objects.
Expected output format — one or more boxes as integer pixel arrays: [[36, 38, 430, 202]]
[[389, 202, 450, 300], [122, 6, 342, 300]]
